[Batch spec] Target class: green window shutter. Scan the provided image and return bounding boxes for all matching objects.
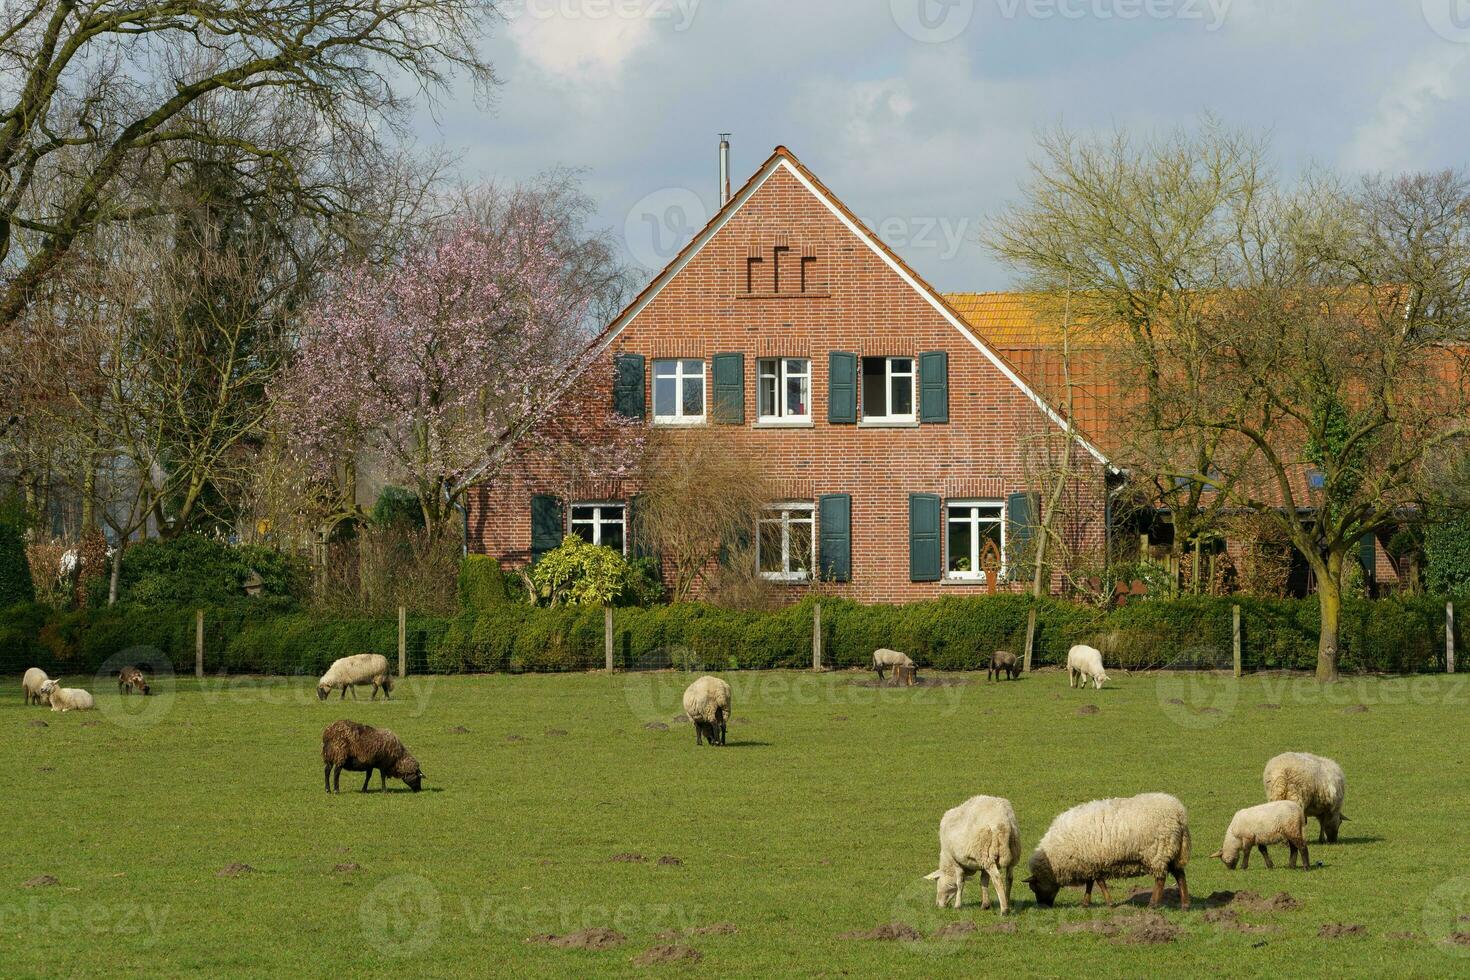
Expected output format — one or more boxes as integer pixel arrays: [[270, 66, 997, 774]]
[[818, 494, 852, 583], [919, 350, 949, 423], [530, 494, 563, 564], [828, 351, 857, 423], [909, 493, 941, 582], [613, 353, 645, 419], [711, 352, 745, 424], [1359, 533, 1376, 577], [1006, 491, 1039, 582]]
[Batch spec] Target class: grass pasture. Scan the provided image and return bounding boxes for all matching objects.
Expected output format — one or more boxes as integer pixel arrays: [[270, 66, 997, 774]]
[[6, 668, 1470, 977]]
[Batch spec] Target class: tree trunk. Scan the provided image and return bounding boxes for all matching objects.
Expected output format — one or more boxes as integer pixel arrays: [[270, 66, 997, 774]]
[[108, 538, 125, 606], [1316, 549, 1344, 682], [1031, 521, 1050, 597], [80, 455, 96, 531]]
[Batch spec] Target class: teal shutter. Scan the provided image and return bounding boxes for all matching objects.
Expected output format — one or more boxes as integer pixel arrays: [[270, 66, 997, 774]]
[[828, 352, 857, 423], [530, 495, 563, 563], [919, 350, 949, 423], [1006, 491, 1038, 581], [613, 353, 645, 419], [1359, 533, 1376, 577], [909, 493, 941, 582], [818, 494, 852, 583], [711, 353, 745, 424]]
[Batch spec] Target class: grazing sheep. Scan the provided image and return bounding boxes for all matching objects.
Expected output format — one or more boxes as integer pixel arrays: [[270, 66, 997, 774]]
[[1065, 644, 1109, 690], [39, 679, 95, 713], [118, 667, 150, 696], [872, 648, 915, 681], [317, 653, 394, 701], [1211, 800, 1310, 871], [988, 650, 1020, 682], [681, 676, 732, 747], [1027, 792, 1191, 910], [321, 719, 423, 793], [1263, 752, 1348, 843], [23, 667, 50, 706], [924, 795, 1021, 913]]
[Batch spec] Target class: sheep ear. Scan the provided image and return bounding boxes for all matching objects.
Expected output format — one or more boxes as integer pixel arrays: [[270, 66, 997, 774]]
[[1022, 876, 1034, 884], [1340, 814, 1349, 821], [1209, 850, 1222, 859], [923, 870, 941, 881]]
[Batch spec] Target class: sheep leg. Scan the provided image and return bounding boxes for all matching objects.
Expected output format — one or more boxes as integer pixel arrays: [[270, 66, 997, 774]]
[[1148, 877, 1165, 909], [323, 763, 332, 794], [371, 683, 379, 701], [1297, 840, 1311, 870], [1097, 879, 1113, 906], [380, 769, 388, 791], [361, 769, 373, 792], [1082, 880, 1093, 908], [1240, 846, 1250, 870], [1004, 867, 1014, 910], [987, 866, 1009, 914], [1257, 844, 1274, 869], [332, 765, 343, 793], [1173, 868, 1190, 910]]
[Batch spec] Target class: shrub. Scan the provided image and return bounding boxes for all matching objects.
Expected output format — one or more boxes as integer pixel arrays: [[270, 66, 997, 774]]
[[458, 554, 510, 611], [371, 486, 425, 529], [0, 506, 35, 607], [1426, 514, 1470, 597], [117, 534, 305, 605], [529, 537, 635, 607]]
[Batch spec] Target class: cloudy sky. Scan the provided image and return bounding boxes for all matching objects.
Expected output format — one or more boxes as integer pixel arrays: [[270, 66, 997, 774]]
[[413, 0, 1470, 293]]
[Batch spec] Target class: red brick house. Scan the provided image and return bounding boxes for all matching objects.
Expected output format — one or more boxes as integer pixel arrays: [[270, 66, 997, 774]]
[[466, 146, 1116, 602]]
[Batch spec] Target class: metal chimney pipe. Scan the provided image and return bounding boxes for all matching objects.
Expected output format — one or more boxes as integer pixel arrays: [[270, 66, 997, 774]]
[[718, 134, 731, 206]]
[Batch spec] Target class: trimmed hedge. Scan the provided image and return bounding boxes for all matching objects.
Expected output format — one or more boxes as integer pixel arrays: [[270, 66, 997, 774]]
[[3, 593, 1458, 678], [116, 534, 307, 605]]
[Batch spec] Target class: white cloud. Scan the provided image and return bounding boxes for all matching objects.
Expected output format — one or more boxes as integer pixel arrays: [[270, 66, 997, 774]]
[[1342, 44, 1469, 173], [505, 2, 663, 86]]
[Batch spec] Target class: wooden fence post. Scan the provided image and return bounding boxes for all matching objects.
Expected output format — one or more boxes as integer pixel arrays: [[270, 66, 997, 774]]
[[812, 602, 822, 671], [1448, 601, 1456, 675], [605, 605, 614, 673], [195, 609, 204, 679], [1023, 607, 1037, 674], [397, 606, 406, 679], [1232, 604, 1242, 678]]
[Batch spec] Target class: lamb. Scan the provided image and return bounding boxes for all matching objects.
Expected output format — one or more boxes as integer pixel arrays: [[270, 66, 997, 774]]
[[23, 667, 50, 705], [923, 795, 1021, 913], [317, 653, 394, 701], [681, 675, 732, 747], [1263, 752, 1348, 843], [988, 650, 1020, 682], [118, 667, 150, 696], [1026, 792, 1191, 910], [1065, 644, 1109, 690], [1211, 800, 1310, 871], [38, 679, 95, 713], [872, 648, 915, 681], [321, 719, 423, 793]]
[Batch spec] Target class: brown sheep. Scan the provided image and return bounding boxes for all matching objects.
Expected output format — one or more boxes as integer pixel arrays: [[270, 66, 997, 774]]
[[321, 719, 423, 794], [988, 650, 1020, 682], [118, 667, 150, 696]]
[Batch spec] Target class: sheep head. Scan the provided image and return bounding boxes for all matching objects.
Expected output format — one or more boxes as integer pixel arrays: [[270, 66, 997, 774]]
[[395, 754, 423, 792], [1025, 853, 1060, 907], [925, 869, 958, 908]]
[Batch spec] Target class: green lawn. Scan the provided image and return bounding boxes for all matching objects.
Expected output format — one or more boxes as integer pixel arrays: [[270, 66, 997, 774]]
[[6, 668, 1470, 978]]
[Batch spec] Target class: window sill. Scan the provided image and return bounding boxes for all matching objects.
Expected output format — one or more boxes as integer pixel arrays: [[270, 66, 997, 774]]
[[858, 419, 919, 429], [941, 575, 1007, 587], [652, 418, 708, 427], [760, 574, 813, 584], [736, 292, 830, 300], [753, 419, 815, 429]]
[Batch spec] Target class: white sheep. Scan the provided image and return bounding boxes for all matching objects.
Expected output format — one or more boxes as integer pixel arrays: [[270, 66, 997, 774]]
[[924, 795, 1021, 914], [1263, 752, 1347, 843], [316, 654, 394, 701], [681, 675, 732, 747], [1065, 644, 1109, 690], [1026, 792, 1191, 910], [23, 667, 50, 706], [872, 648, 915, 681], [1211, 800, 1310, 871], [39, 679, 95, 713]]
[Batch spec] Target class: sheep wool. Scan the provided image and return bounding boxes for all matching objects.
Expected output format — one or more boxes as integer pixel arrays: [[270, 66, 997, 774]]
[[23, 667, 50, 706], [321, 719, 423, 793], [1262, 752, 1347, 843], [40, 680, 95, 713], [871, 648, 915, 680], [681, 676, 732, 747], [925, 795, 1021, 913], [317, 654, 394, 701], [1213, 800, 1310, 871], [1027, 792, 1191, 910], [1065, 645, 1109, 690]]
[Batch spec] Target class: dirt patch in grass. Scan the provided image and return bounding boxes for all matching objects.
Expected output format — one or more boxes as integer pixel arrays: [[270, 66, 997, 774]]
[[530, 927, 627, 951], [1258, 703, 1281, 710], [985, 920, 1018, 934], [1076, 704, 1100, 716], [332, 863, 361, 873], [832, 715, 848, 722], [1196, 707, 1223, 715], [1318, 923, 1366, 938], [1207, 890, 1300, 913], [839, 923, 922, 941], [506, 734, 526, 742], [1122, 912, 1180, 944], [22, 875, 59, 888], [1058, 919, 1120, 936], [544, 729, 567, 737], [1343, 705, 1369, 715], [632, 944, 702, 966], [81, 720, 100, 727], [1164, 698, 1185, 705], [932, 921, 976, 939], [1385, 931, 1420, 941], [217, 863, 256, 878], [1443, 931, 1470, 947], [656, 856, 682, 866], [611, 853, 647, 863], [643, 722, 668, 732], [27, 719, 47, 728], [448, 725, 470, 734], [672, 714, 689, 723], [1122, 887, 1189, 908], [734, 716, 750, 724], [36, 766, 53, 772]]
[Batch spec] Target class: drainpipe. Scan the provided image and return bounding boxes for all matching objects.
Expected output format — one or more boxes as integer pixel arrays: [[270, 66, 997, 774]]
[[447, 488, 469, 558]]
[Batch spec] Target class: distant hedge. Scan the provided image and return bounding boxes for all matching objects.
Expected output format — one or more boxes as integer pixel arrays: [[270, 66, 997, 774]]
[[2, 593, 1458, 678]]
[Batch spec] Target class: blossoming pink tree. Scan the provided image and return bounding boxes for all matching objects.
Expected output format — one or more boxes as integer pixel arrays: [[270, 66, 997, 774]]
[[281, 212, 641, 532]]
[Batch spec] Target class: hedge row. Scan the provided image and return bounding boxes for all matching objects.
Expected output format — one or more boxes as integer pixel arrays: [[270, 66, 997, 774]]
[[2, 593, 1458, 678]]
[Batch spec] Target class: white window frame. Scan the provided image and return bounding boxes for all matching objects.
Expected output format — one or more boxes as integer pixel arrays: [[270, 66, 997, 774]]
[[757, 357, 812, 422], [757, 502, 815, 582], [652, 358, 706, 424], [861, 356, 916, 423], [570, 502, 627, 554], [945, 499, 1006, 581]]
